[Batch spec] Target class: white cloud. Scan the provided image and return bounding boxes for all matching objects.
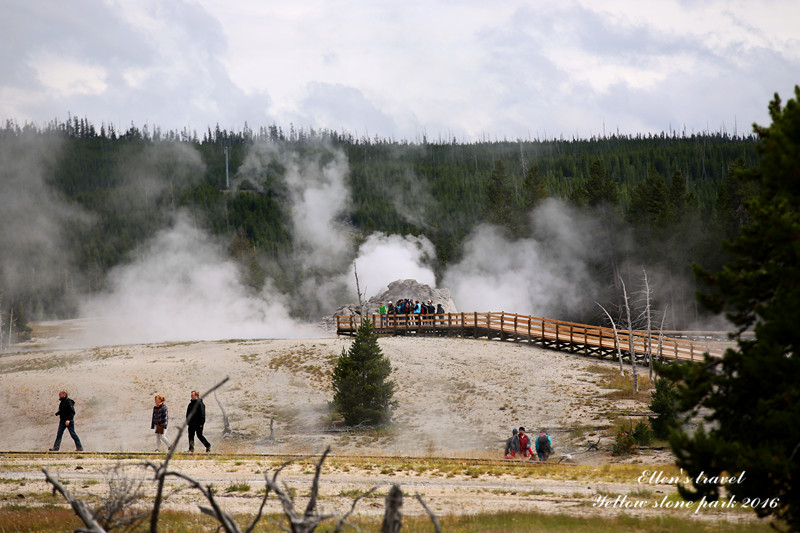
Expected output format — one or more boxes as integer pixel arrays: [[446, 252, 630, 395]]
[[32, 53, 107, 96], [2, 0, 797, 139]]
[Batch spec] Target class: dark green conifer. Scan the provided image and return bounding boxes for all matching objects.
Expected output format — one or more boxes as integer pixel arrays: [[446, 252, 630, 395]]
[[660, 86, 800, 529], [331, 319, 395, 426]]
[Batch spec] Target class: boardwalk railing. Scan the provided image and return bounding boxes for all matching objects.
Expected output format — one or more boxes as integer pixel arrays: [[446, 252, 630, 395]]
[[336, 312, 729, 362]]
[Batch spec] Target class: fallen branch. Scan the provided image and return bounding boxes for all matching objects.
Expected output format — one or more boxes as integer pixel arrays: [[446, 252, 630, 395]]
[[42, 468, 106, 533]]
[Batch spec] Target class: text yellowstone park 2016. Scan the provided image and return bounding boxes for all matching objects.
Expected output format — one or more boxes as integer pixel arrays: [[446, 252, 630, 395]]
[[592, 470, 780, 515]]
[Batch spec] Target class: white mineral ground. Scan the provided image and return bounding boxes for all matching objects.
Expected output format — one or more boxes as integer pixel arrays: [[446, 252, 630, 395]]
[[0, 321, 755, 524]]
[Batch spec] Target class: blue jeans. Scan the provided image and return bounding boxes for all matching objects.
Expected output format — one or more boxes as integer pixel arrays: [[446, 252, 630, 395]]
[[53, 420, 83, 450]]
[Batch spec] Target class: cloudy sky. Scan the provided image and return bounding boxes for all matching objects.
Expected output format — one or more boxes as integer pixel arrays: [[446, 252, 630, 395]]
[[2, 0, 798, 141]]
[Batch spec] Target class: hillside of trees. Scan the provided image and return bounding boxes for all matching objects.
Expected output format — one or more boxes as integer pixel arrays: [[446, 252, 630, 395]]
[[0, 117, 760, 338]]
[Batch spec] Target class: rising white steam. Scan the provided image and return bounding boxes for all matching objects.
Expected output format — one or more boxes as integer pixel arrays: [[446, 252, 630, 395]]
[[0, 133, 91, 301], [351, 232, 437, 298], [442, 199, 601, 317], [79, 213, 318, 345]]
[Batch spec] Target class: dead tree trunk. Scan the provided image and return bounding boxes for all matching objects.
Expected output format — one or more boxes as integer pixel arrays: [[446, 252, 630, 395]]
[[214, 390, 233, 438], [381, 484, 403, 533], [597, 302, 625, 376], [620, 277, 638, 393], [353, 261, 366, 321], [642, 268, 653, 383]]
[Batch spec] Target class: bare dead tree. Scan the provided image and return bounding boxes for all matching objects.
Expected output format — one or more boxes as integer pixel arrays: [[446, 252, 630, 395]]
[[213, 389, 234, 438], [42, 469, 107, 533], [380, 484, 403, 533], [94, 464, 148, 532], [255, 417, 279, 445], [597, 302, 625, 376], [656, 306, 668, 373], [353, 260, 366, 319], [263, 446, 378, 533], [619, 276, 638, 393], [415, 493, 442, 533], [147, 466, 265, 533], [642, 268, 653, 383]]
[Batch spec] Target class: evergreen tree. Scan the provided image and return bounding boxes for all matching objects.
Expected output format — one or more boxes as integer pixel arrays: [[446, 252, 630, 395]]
[[331, 319, 395, 426], [667, 170, 688, 221], [648, 377, 678, 440], [660, 86, 800, 530], [626, 164, 672, 228], [520, 164, 549, 211], [712, 157, 757, 241], [485, 159, 514, 230], [585, 159, 619, 207]]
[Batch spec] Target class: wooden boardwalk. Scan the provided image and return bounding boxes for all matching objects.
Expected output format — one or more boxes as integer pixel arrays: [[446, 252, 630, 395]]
[[336, 312, 729, 362]]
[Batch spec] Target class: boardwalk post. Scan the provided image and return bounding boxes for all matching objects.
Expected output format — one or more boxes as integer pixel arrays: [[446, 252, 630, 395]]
[[584, 327, 588, 356], [569, 323, 575, 354], [528, 317, 532, 344], [541, 320, 545, 348], [473, 312, 478, 338], [500, 313, 504, 341], [555, 322, 559, 350], [513, 314, 518, 341], [599, 328, 604, 357]]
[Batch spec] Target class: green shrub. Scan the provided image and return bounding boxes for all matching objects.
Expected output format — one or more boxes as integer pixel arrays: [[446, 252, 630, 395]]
[[632, 421, 654, 446], [649, 377, 678, 439], [612, 430, 636, 456]]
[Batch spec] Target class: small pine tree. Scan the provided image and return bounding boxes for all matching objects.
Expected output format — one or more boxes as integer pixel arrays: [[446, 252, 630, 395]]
[[331, 319, 395, 426], [632, 421, 654, 446], [649, 377, 678, 439]]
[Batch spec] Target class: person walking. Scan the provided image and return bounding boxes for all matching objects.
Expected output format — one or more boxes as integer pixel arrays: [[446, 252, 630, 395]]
[[186, 390, 211, 453], [49, 390, 83, 451], [151, 395, 170, 452]]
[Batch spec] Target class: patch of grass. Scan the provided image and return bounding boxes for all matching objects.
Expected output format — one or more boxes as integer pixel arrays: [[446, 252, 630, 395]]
[[225, 482, 251, 493], [240, 353, 259, 364], [268, 347, 338, 385], [585, 364, 654, 401], [0, 354, 82, 373]]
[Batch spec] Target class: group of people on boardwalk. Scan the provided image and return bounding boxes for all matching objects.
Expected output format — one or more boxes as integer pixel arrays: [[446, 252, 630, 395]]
[[380, 298, 445, 316], [504, 426, 553, 461], [48, 389, 212, 453], [378, 299, 446, 327]]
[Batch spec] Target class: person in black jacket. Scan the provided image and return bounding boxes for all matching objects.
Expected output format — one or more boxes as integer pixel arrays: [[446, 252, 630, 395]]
[[186, 390, 211, 453], [49, 390, 84, 451]]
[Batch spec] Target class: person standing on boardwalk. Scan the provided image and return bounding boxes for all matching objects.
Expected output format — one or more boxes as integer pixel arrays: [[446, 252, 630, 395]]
[[49, 390, 83, 451], [379, 302, 387, 327], [151, 395, 170, 452], [186, 390, 211, 453]]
